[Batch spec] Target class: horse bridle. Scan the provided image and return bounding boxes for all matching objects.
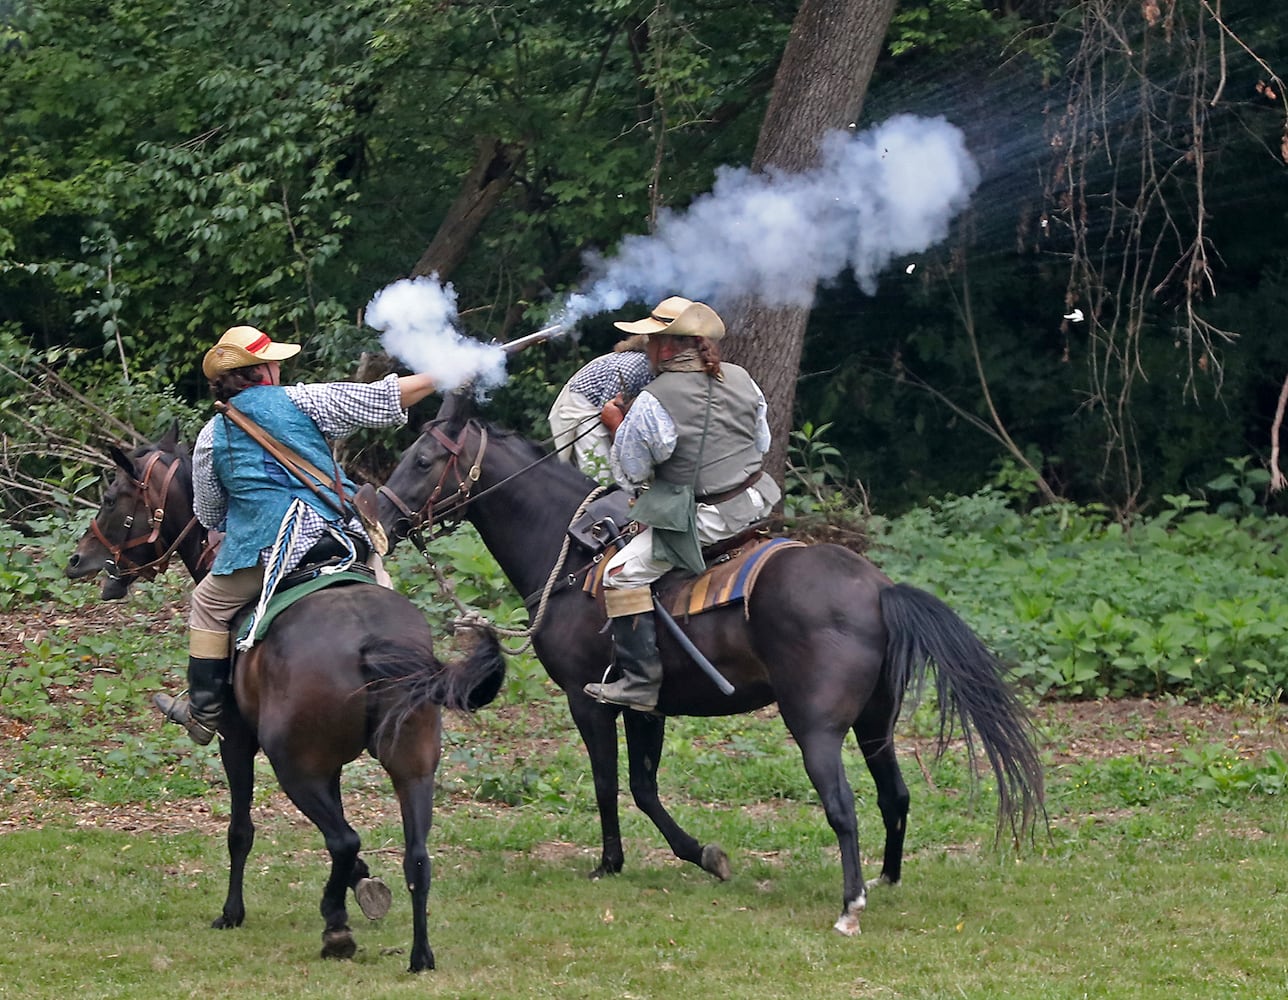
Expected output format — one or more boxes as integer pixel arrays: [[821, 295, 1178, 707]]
[[91, 450, 202, 582], [378, 421, 490, 549]]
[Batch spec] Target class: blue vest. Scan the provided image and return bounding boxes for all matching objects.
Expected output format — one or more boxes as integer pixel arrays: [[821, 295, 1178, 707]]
[[210, 386, 357, 574]]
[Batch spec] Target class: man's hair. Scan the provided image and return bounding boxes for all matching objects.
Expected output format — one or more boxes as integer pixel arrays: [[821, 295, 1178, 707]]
[[210, 366, 272, 404], [659, 334, 722, 377]]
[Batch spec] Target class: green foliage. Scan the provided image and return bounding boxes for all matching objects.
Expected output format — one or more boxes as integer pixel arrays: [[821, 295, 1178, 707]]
[[872, 485, 1288, 701], [0, 521, 78, 608]]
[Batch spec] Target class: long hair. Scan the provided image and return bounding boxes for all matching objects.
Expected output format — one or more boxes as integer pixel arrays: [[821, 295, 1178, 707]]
[[210, 366, 272, 404], [656, 335, 722, 378]]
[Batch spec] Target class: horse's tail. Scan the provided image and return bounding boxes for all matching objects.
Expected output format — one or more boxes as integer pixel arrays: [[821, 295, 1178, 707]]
[[880, 582, 1045, 842], [361, 625, 506, 745]]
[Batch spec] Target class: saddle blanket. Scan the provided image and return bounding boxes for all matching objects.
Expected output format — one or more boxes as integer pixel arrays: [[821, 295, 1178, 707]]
[[583, 535, 804, 619], [235, 570, 377, 650]]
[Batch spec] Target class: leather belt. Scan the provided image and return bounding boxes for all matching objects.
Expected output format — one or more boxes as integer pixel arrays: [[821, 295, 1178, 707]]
[[697, 471, 764, 505]]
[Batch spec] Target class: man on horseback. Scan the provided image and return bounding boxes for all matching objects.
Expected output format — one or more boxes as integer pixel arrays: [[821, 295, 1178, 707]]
[[155, 325, 440, 744], [546, 295, 691, 482], [583, 300, 782, 712]]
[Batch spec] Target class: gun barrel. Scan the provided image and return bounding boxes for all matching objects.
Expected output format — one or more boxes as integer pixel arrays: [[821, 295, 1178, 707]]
[[502, 324, 564, 354]]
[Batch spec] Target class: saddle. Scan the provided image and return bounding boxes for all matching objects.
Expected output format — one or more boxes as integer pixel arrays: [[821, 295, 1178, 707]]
[[231, 535, 377, 658], [570, 493, 802, 619]]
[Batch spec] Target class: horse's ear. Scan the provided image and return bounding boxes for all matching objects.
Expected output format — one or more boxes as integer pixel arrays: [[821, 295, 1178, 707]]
[[109, 445, 136, 478], [158, 421, 180, 452], [436, 389, 475, 430]]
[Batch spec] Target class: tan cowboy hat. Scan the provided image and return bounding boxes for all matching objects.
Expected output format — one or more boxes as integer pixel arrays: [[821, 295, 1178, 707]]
[[612, 295, 694, 334], [662, 301, 725, 341], [202, 326, 302, 379]]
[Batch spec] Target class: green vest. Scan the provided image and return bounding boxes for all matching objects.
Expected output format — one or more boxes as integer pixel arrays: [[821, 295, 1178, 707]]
[[643, 364, 763, 497]]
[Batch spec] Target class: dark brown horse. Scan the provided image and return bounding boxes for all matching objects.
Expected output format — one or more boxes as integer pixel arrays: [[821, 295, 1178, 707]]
[[377, 393, 1044, 936], [66, 424, 505, 971]]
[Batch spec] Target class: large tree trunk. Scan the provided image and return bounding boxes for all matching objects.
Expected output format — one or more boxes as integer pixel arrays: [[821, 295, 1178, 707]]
[[721, 0, 897, 487], [410, 137, 525, 279]]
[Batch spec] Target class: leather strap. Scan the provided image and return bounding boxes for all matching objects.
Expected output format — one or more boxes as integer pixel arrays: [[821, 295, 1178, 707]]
[[697, 470, 764, 505], [215, 401, 352, 520]]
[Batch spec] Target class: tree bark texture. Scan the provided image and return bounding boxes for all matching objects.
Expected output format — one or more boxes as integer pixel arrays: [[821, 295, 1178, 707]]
[[410, 137, 525, 280], [721, 0, 897, 488]]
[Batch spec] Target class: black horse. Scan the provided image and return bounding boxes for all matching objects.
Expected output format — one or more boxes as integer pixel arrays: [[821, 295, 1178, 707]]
[[377, 393, 1044, 936], [66, 425, 505, 971]]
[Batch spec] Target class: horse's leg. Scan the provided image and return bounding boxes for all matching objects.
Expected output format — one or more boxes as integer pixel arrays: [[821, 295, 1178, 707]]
[[622, 710, 731, 880], [388, 772, 436, 973], [213, 717, 258, 929], [854, 697, 909, 889], [786, 722, 866, 935], [270, 762, 360, 961], [567, 697, 626, 878]]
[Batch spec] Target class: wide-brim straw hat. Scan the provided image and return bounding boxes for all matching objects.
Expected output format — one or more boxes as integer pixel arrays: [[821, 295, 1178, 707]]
[[612, 295, 694, 334], [202, 326, 301, 379], [661, 301, 725, 341]]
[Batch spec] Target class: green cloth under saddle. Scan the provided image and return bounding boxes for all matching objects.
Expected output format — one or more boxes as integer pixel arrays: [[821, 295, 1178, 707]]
[[236, 570, 376, 649]]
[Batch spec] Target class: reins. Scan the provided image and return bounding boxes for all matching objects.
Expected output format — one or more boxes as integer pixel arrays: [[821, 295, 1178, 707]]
[[381, 417, 611, 653], [93, 450, 203, 582]]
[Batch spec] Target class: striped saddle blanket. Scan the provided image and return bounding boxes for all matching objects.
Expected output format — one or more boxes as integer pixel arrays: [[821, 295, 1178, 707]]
[[583, 535, 804, 619]]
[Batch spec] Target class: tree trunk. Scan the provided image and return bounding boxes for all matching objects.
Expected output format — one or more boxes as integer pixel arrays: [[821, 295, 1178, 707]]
[[410, 137, 525, 279], [721, 0, 897, 487]]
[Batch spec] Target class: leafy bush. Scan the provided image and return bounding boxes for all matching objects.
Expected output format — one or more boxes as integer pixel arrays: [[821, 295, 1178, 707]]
[[870, 488, 1288, 702]]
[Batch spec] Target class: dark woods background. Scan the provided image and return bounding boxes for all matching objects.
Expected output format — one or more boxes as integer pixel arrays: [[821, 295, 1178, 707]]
[[3, 0, 1287, 518]]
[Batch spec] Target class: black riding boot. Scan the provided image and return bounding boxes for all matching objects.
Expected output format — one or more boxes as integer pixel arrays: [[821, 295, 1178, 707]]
[[583, 612, 663, 712], [154, 656, 229, 745]]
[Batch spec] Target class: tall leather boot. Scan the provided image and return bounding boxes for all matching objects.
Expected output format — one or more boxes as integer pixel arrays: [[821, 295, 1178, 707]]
[[584, 610, 663, 712], [154, 656, 229, 745]]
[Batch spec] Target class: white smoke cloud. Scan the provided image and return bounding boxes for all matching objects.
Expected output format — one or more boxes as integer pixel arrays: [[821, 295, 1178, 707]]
[[363, 275, 507, 393], [553, 113, 980, 327], [364, 114, 980, 386]]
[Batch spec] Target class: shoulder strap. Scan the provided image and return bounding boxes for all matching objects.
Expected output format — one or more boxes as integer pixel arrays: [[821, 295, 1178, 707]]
[[215, 400, 352, 520]]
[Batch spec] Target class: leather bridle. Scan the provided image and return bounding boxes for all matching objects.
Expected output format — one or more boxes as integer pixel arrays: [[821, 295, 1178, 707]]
[[91, 450, 203, 582], [378, 421, 489, 550]]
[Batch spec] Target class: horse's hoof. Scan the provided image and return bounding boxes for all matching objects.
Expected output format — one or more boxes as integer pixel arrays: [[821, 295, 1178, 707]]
[[832, 898, 865, 936], [355, 877, 392, 920], [833, 913, 862, 936], [700, 844, 732, 881], [321, 927, 357, 961], [408, 945, 435, 973], [864, 873, 898, 891]]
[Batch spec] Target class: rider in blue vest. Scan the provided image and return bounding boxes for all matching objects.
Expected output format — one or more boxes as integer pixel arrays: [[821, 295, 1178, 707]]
[[154, 325, 439, 744]]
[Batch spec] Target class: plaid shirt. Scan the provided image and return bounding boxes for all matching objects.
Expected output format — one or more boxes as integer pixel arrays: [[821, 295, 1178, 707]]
[[567, 352, 653, 408], [193, 374, 406, 569]]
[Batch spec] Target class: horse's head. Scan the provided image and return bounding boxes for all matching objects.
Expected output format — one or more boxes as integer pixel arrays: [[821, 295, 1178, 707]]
[[66, 423, 197, 600], [378, 390, 483, 547]]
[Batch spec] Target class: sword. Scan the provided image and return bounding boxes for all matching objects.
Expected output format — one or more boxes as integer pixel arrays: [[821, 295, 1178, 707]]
[[652, 597, 735, 696]]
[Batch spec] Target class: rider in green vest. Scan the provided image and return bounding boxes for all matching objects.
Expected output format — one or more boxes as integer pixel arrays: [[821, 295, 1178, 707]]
[[584, 301, 781, 712]]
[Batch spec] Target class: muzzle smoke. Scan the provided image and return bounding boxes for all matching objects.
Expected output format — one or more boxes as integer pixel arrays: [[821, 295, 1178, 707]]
[[366, 113, 979, 389]]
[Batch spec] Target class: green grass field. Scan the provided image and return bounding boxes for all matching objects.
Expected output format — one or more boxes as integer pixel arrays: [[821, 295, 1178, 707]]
[[2, 691, 1287, 1000]]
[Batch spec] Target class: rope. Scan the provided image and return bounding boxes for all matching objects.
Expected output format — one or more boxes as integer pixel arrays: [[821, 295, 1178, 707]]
[[429, 483, 612, 655], [240, 498, 307, 650]]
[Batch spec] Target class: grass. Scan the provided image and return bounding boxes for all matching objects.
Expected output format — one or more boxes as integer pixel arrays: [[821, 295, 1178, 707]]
[[1, 788, 1286, 999], [5, 524, 1288, 997], [3, 687, 1288, 1000]]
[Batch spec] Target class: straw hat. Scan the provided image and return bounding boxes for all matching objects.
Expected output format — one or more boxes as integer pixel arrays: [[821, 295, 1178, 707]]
[[661, 301, 725, 341], [612, 295, 694, 335], [202, 326, 301, 379]]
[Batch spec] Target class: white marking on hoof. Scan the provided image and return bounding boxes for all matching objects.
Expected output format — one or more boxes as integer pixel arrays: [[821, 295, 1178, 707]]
[[865, 874, 896, 891], [832, 897, 865, 936]]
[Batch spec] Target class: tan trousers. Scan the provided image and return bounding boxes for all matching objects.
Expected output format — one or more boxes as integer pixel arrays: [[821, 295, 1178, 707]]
[[187, 553, 390, 658]]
